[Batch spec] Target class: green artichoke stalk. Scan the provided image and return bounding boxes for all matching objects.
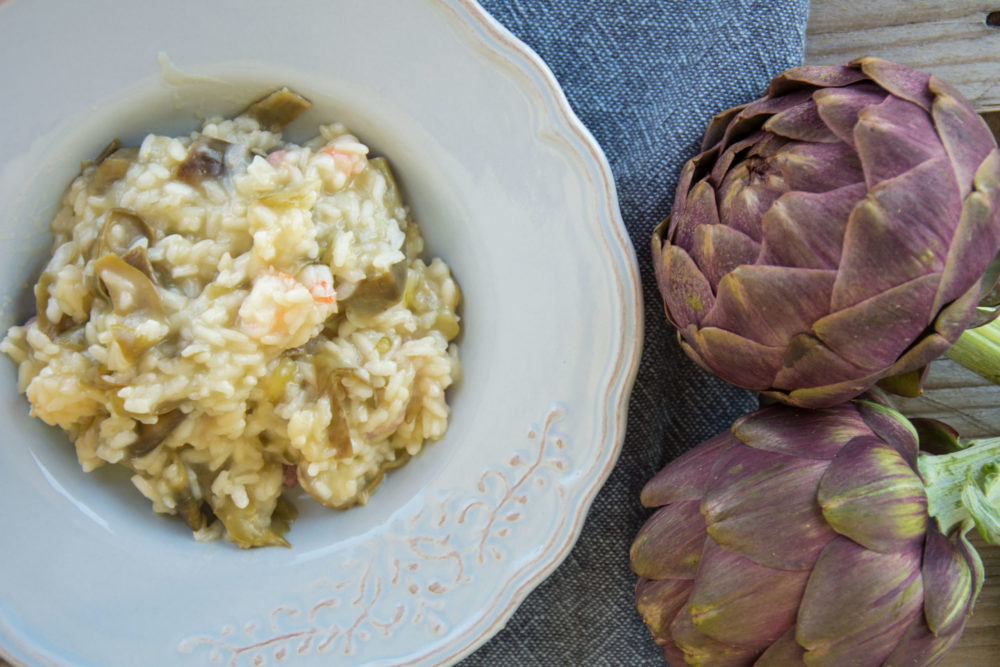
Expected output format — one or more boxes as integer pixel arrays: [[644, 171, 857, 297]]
[[652, 57, 1000, 408], [630, 397, 1000, 666], [945, 311, 1000, 384]]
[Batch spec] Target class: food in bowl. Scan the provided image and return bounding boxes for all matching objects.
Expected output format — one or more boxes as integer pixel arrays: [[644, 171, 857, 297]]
[[1, 89, 462, 547]]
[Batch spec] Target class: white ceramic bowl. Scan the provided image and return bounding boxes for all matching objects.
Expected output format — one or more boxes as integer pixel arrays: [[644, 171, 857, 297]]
[[0, 1, 641, 665]]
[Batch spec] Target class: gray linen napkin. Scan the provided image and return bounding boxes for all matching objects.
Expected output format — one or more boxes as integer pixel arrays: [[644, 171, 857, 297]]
[[465, 1, 810, 664]]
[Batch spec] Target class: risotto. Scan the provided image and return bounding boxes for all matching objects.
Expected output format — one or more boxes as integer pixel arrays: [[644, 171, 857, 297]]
[[1, 89, 461, 547]]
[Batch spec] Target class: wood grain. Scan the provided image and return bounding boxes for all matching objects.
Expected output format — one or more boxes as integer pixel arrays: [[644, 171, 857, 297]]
[[894, 359, 1000, 439], [806, 0, 1000, 110], [806, 2, 1000, 664]]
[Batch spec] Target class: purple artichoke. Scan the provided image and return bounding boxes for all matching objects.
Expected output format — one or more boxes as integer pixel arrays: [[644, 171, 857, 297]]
[[653, 57, 1000, 408], [630, 398, 1000, 666]]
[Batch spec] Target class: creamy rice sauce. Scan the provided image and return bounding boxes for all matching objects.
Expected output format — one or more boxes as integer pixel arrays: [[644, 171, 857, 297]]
[[1, 90, 461, 547]]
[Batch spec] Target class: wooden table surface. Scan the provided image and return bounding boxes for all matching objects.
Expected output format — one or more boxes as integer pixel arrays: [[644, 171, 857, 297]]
[[805, 1, 1000, 664]]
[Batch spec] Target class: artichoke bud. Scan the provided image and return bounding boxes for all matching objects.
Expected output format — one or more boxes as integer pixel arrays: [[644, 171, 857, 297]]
[[632, 397, 1000, 666], [653, 57, 1000, 408]]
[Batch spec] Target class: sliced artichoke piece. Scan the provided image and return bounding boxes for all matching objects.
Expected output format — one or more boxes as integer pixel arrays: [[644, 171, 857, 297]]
[[90, 140, 139, 192], [255, 177, 321, 207], [178, 498, 207, 532], [297, 450, 410, 510], [126, 450, 208, 531], [175, 136, 230, 185], [368, 157, 404, 214], [34, 271, 76, 337], [121, 245, 157, 283], [269, 496, 298, 540], [94, 253, 168, 366], [346, 258, 408, 315], [240, 87, 311, 131], [106, 323, 166, 367], [325, 157, 413, 314], [209, 486, 295, 549], [54, 323, 88, 352], [326, 399, 353, 459], [93, 253, 164, 318], [96, 208, 156, 259], [92, 137, 123, 165], [128, 409, 186, 459], [262, 357, 298, 402]]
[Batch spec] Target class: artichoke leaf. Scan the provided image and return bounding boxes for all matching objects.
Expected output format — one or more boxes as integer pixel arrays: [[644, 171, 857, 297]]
[[668, 601, 760, 667], [796, 537, 923, 666], [686, 538, 808, 650], [754, 628, 807, 666], [911, 418, 966, 455], [94, 253, 169, 365], [875, 366, 928, 399], [853, 398, 920, 464], [817, 437, 928, 553], [326, 398, 353, 459], [629, 500, 706, 580], [640, 431, 733, 506], [86, 138, 138, 191], [920, 526, 974, 637], [121, 245, 158, 283], [635, 577, 694, 641], [881, 611, 964, 667], [703, 445, 834, 570], [91, 137, 123, 166]]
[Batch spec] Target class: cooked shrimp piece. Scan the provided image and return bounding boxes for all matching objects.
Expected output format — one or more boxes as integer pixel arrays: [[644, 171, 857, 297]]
[[238, 266, 336, 348], [298, 264, 336, 306], [319, 134, 368, 178], [266, 149, 289, 166]]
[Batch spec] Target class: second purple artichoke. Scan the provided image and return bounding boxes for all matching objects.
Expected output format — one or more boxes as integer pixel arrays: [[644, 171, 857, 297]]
[[630, 398, 993, 666]]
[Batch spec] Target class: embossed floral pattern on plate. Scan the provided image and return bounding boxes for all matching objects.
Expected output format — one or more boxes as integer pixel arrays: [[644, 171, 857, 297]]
[[180, 408, 570, 666]]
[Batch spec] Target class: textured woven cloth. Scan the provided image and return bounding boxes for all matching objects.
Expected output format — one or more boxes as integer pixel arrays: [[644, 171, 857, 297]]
[[464, 1, 810, 664]]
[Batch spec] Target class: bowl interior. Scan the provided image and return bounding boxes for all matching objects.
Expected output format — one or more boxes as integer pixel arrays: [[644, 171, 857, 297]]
[[0, 67, 492, 553]]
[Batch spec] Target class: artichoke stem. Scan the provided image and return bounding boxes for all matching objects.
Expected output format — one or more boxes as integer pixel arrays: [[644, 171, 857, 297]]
[[946, 318, 1000, 384], [919, 436, 1000, 543]]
